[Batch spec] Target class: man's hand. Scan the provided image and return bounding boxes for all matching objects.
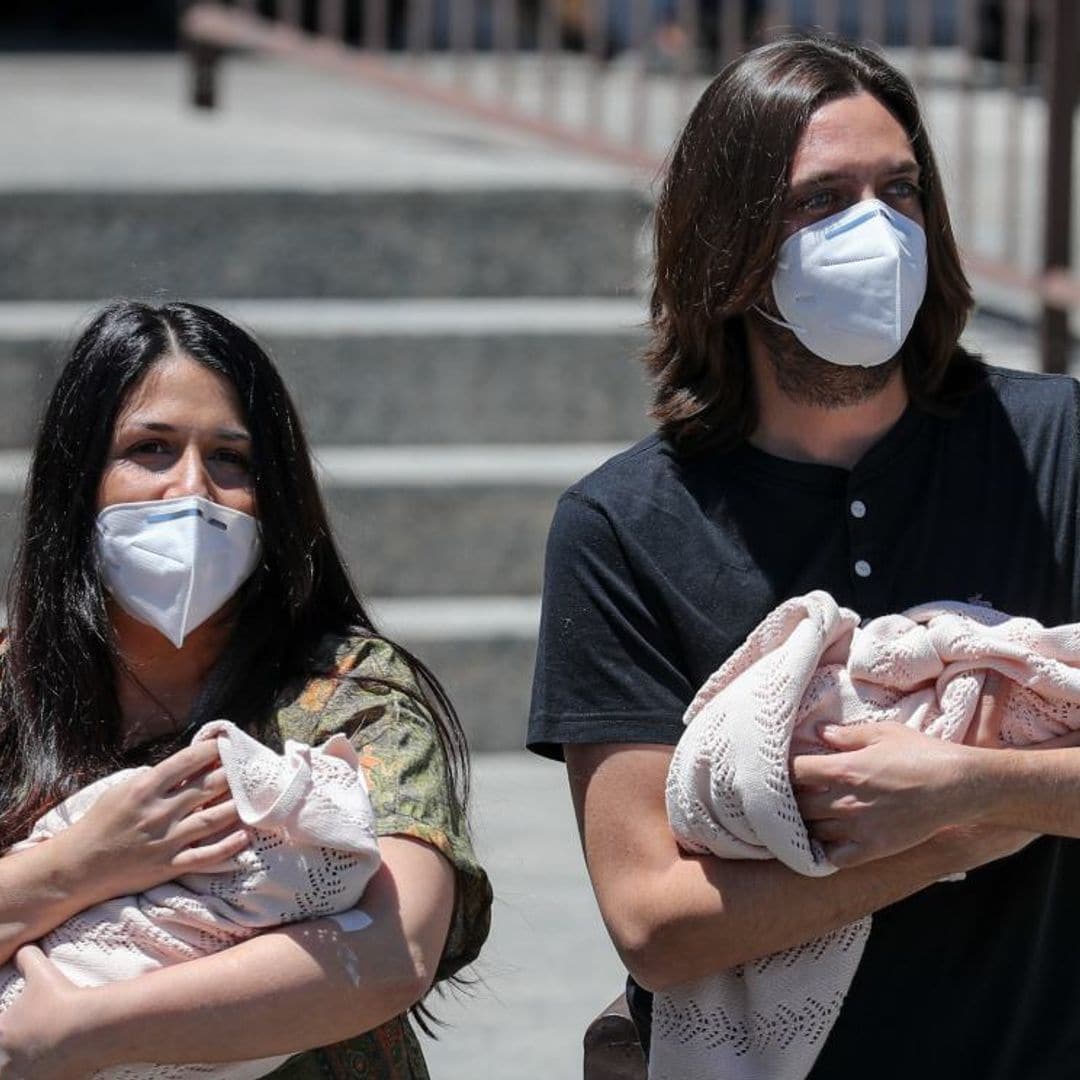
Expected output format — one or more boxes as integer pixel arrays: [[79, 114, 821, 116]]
[[792, 722, 978, 867]]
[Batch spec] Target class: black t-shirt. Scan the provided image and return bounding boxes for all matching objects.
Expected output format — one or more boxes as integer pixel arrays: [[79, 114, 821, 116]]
[[528, 366, 1080, 1078]]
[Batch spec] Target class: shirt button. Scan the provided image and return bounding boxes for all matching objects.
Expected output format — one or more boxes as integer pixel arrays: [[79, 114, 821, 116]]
[[854, 559, 872, 578], [850, 499, 867, 519]]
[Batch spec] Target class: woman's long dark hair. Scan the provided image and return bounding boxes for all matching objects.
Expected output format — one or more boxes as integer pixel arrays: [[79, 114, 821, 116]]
[[0, 299, 470, 849], [645, 33, 982, 454]]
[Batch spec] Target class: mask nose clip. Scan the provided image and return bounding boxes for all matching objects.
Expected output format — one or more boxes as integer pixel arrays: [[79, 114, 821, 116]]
[[822, 202, 886, 241]]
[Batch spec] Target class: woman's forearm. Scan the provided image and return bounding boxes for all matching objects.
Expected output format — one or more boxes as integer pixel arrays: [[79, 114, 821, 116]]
[[73, 919, 422, 1067], [0, 833, 101, 964], [57, 836, 455, 1071]]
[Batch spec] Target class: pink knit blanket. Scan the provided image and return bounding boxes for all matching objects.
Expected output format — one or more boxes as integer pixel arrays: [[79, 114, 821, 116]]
[[654, 591, 1080, 1080], [0, 720, 381, 1080]]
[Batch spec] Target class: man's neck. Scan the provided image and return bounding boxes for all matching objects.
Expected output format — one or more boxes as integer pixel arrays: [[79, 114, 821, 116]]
[[748, 352, 909, 470]]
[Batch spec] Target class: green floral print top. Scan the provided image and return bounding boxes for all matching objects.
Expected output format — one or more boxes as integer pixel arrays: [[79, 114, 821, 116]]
[[262, 631, 492, 1080]]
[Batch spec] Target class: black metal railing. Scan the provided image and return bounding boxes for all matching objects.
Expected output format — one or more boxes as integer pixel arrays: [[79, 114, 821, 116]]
[[181, 0, 1079, 371]]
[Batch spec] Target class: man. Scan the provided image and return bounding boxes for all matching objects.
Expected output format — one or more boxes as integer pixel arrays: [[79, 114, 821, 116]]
[[528, 34, 1080, 1079]]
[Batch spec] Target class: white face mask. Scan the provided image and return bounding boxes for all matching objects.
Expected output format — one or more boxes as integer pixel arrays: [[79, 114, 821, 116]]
[[95, 495, 261, 648], [757, 198, 928, 368]]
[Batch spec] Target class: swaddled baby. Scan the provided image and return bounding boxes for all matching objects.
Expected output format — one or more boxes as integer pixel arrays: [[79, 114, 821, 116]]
[[0, 720, 382, 1080], [656, 592, 1080, 1080]]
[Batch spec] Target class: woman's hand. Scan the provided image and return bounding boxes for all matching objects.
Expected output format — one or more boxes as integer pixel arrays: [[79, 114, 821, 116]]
[[62, 740, 249, 903], [0, 742, 247, 966], [0, 947, 93, 1080]]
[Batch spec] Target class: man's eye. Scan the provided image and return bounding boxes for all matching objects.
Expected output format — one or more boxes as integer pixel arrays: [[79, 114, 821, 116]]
[[887, 180, 921, 199], [798, 190, 835, 213]]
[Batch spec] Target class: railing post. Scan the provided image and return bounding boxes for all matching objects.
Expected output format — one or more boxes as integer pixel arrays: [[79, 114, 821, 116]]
[[278, 0, 302, 29], [407, 0, 436, 54], [1039, 0, 1078, 374], [189, 40, 221, 110], [1002, 0, 1031, 266], [538, 0, 560, 126], [363, 0, 389, 50], [493, 0, 518, 102], [318, 0, 346, 41]]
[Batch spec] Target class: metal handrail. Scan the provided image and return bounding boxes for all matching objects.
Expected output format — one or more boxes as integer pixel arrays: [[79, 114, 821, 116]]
[[181, 0, 1078, 371]]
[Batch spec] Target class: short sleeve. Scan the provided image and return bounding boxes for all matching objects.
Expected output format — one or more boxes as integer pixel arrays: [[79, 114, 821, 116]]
[[527, 491, 696, 759], [269, 634, 492, 983]]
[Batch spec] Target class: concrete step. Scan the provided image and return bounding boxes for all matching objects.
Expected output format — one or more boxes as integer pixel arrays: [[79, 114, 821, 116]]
[[373, 596, 539, 752], [321, 446, 603, 597], [0, 188, 650, 301], [0, 443, 621, 597], [0, 299, 653, 447]]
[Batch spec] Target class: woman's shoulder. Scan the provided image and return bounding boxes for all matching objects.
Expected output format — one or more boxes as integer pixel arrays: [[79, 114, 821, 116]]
[[306, 628, 420, 685], [269, 629, 427, 747]]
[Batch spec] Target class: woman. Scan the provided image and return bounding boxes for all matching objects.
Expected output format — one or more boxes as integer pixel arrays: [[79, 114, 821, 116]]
[[0, 299, 491, 1078]]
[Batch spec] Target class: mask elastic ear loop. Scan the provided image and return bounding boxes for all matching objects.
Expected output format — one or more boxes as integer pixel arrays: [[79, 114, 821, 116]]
[[751, 304, 805, 334]]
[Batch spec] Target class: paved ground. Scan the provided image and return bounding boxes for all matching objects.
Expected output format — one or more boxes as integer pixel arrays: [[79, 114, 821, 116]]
[[419, 753, 626, 1080], [0, 53, 637, 192]]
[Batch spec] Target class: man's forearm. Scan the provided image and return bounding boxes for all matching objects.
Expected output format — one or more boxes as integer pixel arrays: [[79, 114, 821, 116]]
[[568, 741, 1033, 994], [613, 823, 1023, 991], [963, 745, 1080, 835]]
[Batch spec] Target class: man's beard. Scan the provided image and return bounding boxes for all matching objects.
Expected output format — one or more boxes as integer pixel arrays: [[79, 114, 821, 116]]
[[750, 307, 902, 408]]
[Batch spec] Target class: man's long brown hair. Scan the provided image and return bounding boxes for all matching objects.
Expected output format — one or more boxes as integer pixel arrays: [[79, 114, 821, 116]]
[[644, 33, 982, 454]]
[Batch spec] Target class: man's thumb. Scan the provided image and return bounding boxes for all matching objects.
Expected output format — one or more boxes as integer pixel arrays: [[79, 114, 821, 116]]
[[818, 722, 875, 750]]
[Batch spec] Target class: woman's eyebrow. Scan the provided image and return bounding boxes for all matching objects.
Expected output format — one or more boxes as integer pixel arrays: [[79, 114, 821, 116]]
[[119, 419, 252, 441], [213, 427, 252, 442]]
